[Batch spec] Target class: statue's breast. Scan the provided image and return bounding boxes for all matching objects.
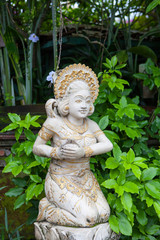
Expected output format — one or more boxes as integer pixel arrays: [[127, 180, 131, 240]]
[[52, 125, 96, 148]]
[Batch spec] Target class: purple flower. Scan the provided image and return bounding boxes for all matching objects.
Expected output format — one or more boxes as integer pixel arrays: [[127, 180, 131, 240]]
[[46, 71, 57, 84], [28, 33, 39, 43]]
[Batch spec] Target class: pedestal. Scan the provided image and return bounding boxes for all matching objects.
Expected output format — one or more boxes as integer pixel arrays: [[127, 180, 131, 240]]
[[34, 222, 120, 240]]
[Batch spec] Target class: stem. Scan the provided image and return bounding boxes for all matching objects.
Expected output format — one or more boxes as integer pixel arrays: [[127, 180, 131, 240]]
[[51, 0, 57, 71]]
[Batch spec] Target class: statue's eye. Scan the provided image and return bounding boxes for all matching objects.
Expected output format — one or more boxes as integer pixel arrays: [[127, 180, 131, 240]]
[[86, 100, 91, 104], [75, 99, 82, 103]]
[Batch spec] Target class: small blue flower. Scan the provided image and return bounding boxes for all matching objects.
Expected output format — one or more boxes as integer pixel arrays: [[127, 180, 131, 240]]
[[28, 33, 39, 43], [46, 71, 57, 84]]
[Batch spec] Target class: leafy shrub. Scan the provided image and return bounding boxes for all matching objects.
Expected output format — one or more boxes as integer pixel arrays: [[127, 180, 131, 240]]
[[90, 56, 160, 239], [1, 56, 160, 239], [1, 113, 50, 224]]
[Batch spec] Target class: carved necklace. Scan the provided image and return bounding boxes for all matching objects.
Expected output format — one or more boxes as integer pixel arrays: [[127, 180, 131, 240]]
[[63, 117, 88, 134]]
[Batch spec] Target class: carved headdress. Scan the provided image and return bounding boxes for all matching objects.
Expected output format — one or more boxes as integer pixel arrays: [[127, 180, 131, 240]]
[[54, 63, 99, 103]]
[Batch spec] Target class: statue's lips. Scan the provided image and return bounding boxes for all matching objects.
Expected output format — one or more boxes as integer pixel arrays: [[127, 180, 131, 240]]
[[79, 110, 87, 114]]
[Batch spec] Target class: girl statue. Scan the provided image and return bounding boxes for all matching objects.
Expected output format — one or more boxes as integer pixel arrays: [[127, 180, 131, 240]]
[[33, 64, 115, 240]]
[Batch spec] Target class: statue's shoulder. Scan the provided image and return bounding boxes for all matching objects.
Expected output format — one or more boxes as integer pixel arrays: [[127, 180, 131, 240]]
[[43, 117, 63, 133], [87, 118, 100, 132]]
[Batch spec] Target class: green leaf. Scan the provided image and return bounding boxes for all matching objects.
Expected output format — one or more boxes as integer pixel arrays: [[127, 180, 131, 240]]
[[99, 116, 109, 130], [5, 187, 23, 197], [146, 197, 154, 207], [117, 213, 132, 236], [146, 225, 160, 235], [31, 122, 41, 128], [105, 157, 119, 169], [108, 92, 117, 103], [136, 210, 148, 226], [131, 165, 141, 179], [8, 113, 21, 122], [12, 178, 27, 187], [25, 113, 31, 123], [115, 198, 123, 211], [12, 165, 23, 177], [14, 193, 26, 210], [153, 200, 160, 218], [26, 183, 37, 201], [110, 169, 119, 179], [30, 175, 42, 183], [2, 162, 18, 173], [24, 129, 36, 141], [34, 155, 49, 165], [115, 64, 126, 69], [113, 143, 122, 161], [145, 181, 160, 199], [115, 185, 124, 196], [24, 141, 34, 156], [141, 167, 158, 181], [121, 192, 132, 212], [30, 115, 40, 122], [146, 0, 160, 13], [123, 182, 139, 194], [133, 73, 148, 80], [101, 179, 117, 189], [27, 161, 41, 169], [111, 56, 117, 67], [1, 122, 18, 132], [34, 184, 44, 197], [154, 77, 160, 87], [15, 127, 23, 141], [109, 215, 119, 234], [125, 128, 138, 139], [117, 170, 126, 185], [103, 130, 120, 142], [119, 96, 127, 108], [105, 58, 112, 68], [127, 149, 135, 163]]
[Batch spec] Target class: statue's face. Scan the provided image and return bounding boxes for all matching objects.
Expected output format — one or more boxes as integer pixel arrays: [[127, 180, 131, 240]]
[[68, 90, 91, 119]]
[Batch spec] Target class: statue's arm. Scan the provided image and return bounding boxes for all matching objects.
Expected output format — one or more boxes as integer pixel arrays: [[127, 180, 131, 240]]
[[33, 118, 60, 159], [87, 119, 113, 156]]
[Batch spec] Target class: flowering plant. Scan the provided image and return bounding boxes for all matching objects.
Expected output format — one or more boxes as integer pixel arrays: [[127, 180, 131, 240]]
[[46, 71, 57, 84], [28, 33, 39, 43]]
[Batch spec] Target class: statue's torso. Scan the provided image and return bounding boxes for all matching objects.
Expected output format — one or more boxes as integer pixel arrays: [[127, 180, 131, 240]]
[[43, 117, 97, 175]]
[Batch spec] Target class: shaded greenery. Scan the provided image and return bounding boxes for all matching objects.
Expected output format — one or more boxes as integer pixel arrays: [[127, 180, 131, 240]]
[[0, 0, 160, 105]]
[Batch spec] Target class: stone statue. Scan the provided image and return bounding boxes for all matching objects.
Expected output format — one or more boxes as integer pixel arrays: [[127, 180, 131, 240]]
[[33, 64, 119, 240]]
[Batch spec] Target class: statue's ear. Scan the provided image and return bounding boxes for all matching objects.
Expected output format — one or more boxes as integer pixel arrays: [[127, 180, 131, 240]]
[[45, 99, 58, 118]]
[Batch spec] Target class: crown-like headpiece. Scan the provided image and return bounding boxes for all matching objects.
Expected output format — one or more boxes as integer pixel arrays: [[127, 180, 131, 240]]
[[54, 63, 99, 102]]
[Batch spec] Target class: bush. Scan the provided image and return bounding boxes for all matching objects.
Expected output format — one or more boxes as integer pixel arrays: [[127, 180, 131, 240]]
[[90, 56, 160, 239]]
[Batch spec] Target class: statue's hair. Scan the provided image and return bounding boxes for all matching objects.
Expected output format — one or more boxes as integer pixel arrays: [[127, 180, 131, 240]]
[[57, 80, 94, 117]]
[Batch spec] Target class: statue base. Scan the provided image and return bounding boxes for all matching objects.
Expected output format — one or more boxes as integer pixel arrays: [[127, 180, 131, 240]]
[[34, 222, 120, 240]]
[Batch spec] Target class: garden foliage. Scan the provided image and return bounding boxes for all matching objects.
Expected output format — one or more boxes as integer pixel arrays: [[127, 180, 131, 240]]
[[1, 56, 160, 239]]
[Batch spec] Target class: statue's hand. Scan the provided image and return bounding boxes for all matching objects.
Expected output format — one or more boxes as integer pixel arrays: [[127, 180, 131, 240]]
[[60, 144, 85, 160]]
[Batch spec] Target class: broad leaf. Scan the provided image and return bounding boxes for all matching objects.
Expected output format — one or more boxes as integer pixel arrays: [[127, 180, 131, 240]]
[[121, 192, 132, 212], [136, 210, 148, 226], [141, 167, 158, 181], [117, 213, 132, 236], [123, 182, 139, 194], [99, 116, 109, 130], [14, 193, 26, 210], [5, 187, 23, 197], [109, 215, 119, 234]]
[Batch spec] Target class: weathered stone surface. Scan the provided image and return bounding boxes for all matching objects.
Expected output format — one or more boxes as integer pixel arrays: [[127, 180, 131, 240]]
[[34, 222, 120, 240]]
